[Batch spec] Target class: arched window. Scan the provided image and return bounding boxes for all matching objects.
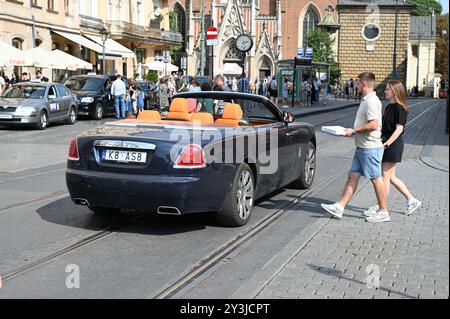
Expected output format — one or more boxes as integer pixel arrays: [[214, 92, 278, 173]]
[[224, 40, 244, 63], [35, 39, 43, 47], [302, 6, 320, 48], [12, 37, 23, 50]]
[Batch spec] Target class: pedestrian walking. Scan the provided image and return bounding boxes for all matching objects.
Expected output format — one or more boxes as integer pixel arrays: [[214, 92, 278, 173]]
[[157, 78, 170, 113], [111, 74, 127, 119], [321, 72, 390, 223], [282, 78, 289, 108], [322, 80, 329, 106], [364, 80, 422, 217], [136, 86, 145, 114], [213, 74, 230, 91], [238, 75, 250, 93], [269, 77, 278, 104]]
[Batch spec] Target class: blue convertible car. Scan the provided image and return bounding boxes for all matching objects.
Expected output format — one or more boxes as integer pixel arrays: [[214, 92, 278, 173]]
[[66, 92, 316, 227]]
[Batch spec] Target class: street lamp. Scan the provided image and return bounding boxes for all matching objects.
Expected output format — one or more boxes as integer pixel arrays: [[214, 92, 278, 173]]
[[100, 27, 109, 76], [392, 0, 399, 79]]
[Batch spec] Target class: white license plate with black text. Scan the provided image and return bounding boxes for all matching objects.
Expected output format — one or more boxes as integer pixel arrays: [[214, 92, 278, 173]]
[[0, 114, 13, 119], [101, 149, 147, 163]]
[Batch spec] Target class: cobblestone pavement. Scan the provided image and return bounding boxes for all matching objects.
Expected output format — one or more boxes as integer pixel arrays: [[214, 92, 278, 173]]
[[250, 103, 449, 299]]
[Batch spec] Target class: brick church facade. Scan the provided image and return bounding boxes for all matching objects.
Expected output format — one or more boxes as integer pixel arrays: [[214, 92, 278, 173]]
[[167, 0, 337, 79]]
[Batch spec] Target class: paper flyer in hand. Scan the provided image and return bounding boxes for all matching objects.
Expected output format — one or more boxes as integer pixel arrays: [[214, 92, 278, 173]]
[[321, 126, 347, 136]]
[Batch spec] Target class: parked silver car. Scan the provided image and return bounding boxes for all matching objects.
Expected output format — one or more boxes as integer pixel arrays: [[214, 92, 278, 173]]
[[0, 82, 78, 130]]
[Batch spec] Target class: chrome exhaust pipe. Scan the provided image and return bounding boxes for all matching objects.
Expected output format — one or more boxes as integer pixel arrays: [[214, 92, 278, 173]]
[[157, 206, 182, 215], [74, 198, 90, 206]]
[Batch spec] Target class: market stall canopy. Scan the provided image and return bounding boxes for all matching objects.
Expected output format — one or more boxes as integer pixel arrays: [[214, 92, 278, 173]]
[[50, 50, 93, 70], [84, 34, 135, 58], [51, 30, 121, 60], [220, 63, 243, 75], [25, 47, 69, 69], [0, 41, 34, 66], [147, 60, 179, 73]]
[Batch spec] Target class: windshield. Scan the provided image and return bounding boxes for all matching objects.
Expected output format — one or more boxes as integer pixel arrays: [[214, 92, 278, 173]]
[[2, 85, 46, 99], [65, 78, 104, 91]]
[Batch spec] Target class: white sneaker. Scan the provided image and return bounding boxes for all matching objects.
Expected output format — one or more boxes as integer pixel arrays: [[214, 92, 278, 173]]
[[405, 198, 422, 215], [321, 203, 344, 219], [363, 205, 379, 217], [366, 210, 391, 223]]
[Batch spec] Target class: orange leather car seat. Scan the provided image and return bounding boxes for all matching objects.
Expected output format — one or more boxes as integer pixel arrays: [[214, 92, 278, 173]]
[[137, 110, 161, 121], [166, 98, 192, 121], [191, 112, 214, 125], [215, 103, 243, 126]]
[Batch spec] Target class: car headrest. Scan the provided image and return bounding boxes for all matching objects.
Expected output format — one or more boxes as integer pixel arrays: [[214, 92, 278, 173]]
[[137, 110, 161, 121], [192, 112, 214, 124], [222, 103, 243, 120], [170, 98, 189, 113]]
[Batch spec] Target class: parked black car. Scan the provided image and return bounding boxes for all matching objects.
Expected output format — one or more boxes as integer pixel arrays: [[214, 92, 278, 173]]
[[65, 75, 114, 120]]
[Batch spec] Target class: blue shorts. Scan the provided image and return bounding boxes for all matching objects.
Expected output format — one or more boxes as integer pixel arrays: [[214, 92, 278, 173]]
[[350, 147, 384, 179]]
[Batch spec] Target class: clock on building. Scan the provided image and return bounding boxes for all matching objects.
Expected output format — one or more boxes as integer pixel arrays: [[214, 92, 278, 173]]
[[235, 34, 253, 53]]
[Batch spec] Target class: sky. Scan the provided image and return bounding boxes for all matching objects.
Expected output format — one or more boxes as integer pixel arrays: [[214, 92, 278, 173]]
[[440, 0, 449, 14]]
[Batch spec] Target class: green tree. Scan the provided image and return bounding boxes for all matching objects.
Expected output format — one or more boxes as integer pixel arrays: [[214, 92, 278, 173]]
[[436, 15, 449, 79], [307, 29, 341, 85], [147, 71, 158, 83], [406, 0, 442, 16]]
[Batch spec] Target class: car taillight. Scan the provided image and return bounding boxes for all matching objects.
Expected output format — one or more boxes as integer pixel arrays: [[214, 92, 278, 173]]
[[68, 138, 79, 161], [174, 144, 205, 169]]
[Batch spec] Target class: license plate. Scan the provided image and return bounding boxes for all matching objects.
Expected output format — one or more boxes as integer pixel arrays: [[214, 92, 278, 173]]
[[0, 114, 12, 119], [101, 149, 147, 163]]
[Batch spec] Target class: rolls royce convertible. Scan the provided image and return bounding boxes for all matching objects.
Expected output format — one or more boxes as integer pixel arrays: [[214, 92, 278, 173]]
[[66, 92, 316, 227]]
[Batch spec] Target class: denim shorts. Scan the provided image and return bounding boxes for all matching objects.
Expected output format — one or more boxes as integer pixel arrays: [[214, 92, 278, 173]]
[[350, 147, 384, 179]]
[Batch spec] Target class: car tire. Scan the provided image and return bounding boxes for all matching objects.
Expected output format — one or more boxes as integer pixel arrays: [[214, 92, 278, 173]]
[[216, 163, 255, 227], [292, 141, 316, 189], [89, 206, 121, 214], [92, 103, 104, 120], [35, 110, 48, 130], [66, 107, 77, 125]]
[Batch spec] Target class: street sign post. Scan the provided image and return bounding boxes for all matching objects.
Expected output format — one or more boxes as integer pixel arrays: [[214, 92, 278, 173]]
[[207, 39, 218, 46]]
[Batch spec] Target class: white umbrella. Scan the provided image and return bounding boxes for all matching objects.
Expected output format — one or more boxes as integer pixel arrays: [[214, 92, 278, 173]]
[[147, 60, 165, 72], [166, 63, 179, 73], [220, 63, 243, 75], [26, 47, 68, 69], [50, 50, 93, 70], [0, 41, 34, 66]]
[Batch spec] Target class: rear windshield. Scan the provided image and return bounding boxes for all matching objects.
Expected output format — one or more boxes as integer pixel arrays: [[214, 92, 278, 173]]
[[2, 85, 46, 99], [65, 77, 104, 91]]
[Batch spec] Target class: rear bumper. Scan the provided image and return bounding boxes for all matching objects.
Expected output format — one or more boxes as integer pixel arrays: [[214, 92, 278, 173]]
[[66, 168, 233, 214]]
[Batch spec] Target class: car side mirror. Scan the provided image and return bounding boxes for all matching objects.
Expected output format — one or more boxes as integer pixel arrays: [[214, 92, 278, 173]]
[[48, 94, 56, 100], [283, 111, 294, 124]]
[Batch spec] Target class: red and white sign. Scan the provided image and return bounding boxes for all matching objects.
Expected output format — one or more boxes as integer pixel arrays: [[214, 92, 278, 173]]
[[206, 27, 218, 40]]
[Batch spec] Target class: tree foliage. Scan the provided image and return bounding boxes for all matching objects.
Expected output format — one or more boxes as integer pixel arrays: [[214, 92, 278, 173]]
[[407, 0, 443, 16], [436, 15, 449, 79], [307, 29, 341, 85]]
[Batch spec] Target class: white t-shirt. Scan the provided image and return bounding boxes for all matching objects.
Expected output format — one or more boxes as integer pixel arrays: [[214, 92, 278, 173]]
[[353, 91, 383, 148], [0, 76, 6, 95]]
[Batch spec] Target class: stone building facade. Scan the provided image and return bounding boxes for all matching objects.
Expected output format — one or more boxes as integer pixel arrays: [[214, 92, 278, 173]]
[[337, 0, 414, 90]]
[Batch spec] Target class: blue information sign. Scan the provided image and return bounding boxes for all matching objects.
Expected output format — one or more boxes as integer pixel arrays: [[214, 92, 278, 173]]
[[297, 48, 304, 57], [306, 47, 313, 57]]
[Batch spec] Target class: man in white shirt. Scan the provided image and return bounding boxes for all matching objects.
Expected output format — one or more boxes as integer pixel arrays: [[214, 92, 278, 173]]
[[321, 72, 389, 223], [111, 74, 127, 119]]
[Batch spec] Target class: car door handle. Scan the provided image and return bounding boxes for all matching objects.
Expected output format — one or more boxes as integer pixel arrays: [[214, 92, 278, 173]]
[[286, 130, 302, 137]]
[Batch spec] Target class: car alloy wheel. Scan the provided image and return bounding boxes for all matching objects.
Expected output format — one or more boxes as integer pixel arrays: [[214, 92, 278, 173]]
[[36, 111, 48, 130], [93, 103, 103, 120], [69, 107, 76, 124], [304, 142, 316, 185], [236, 169, 254, 220]]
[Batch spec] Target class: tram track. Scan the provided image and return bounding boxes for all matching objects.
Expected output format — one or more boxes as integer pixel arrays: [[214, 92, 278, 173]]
[[0, 100, 437, 291]]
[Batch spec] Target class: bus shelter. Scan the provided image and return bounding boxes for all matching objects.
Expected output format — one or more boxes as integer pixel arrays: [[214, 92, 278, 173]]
[[277, 59, 330, 106]]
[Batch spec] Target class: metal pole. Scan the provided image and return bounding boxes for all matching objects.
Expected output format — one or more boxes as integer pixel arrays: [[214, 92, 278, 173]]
[[292, 57, 297, 108], [31, 15, 36, 48], [392, 0, 399, 79], [200, 0, 206, 76], [102, 41, 106, 76], [415, 34, 420, 94]]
